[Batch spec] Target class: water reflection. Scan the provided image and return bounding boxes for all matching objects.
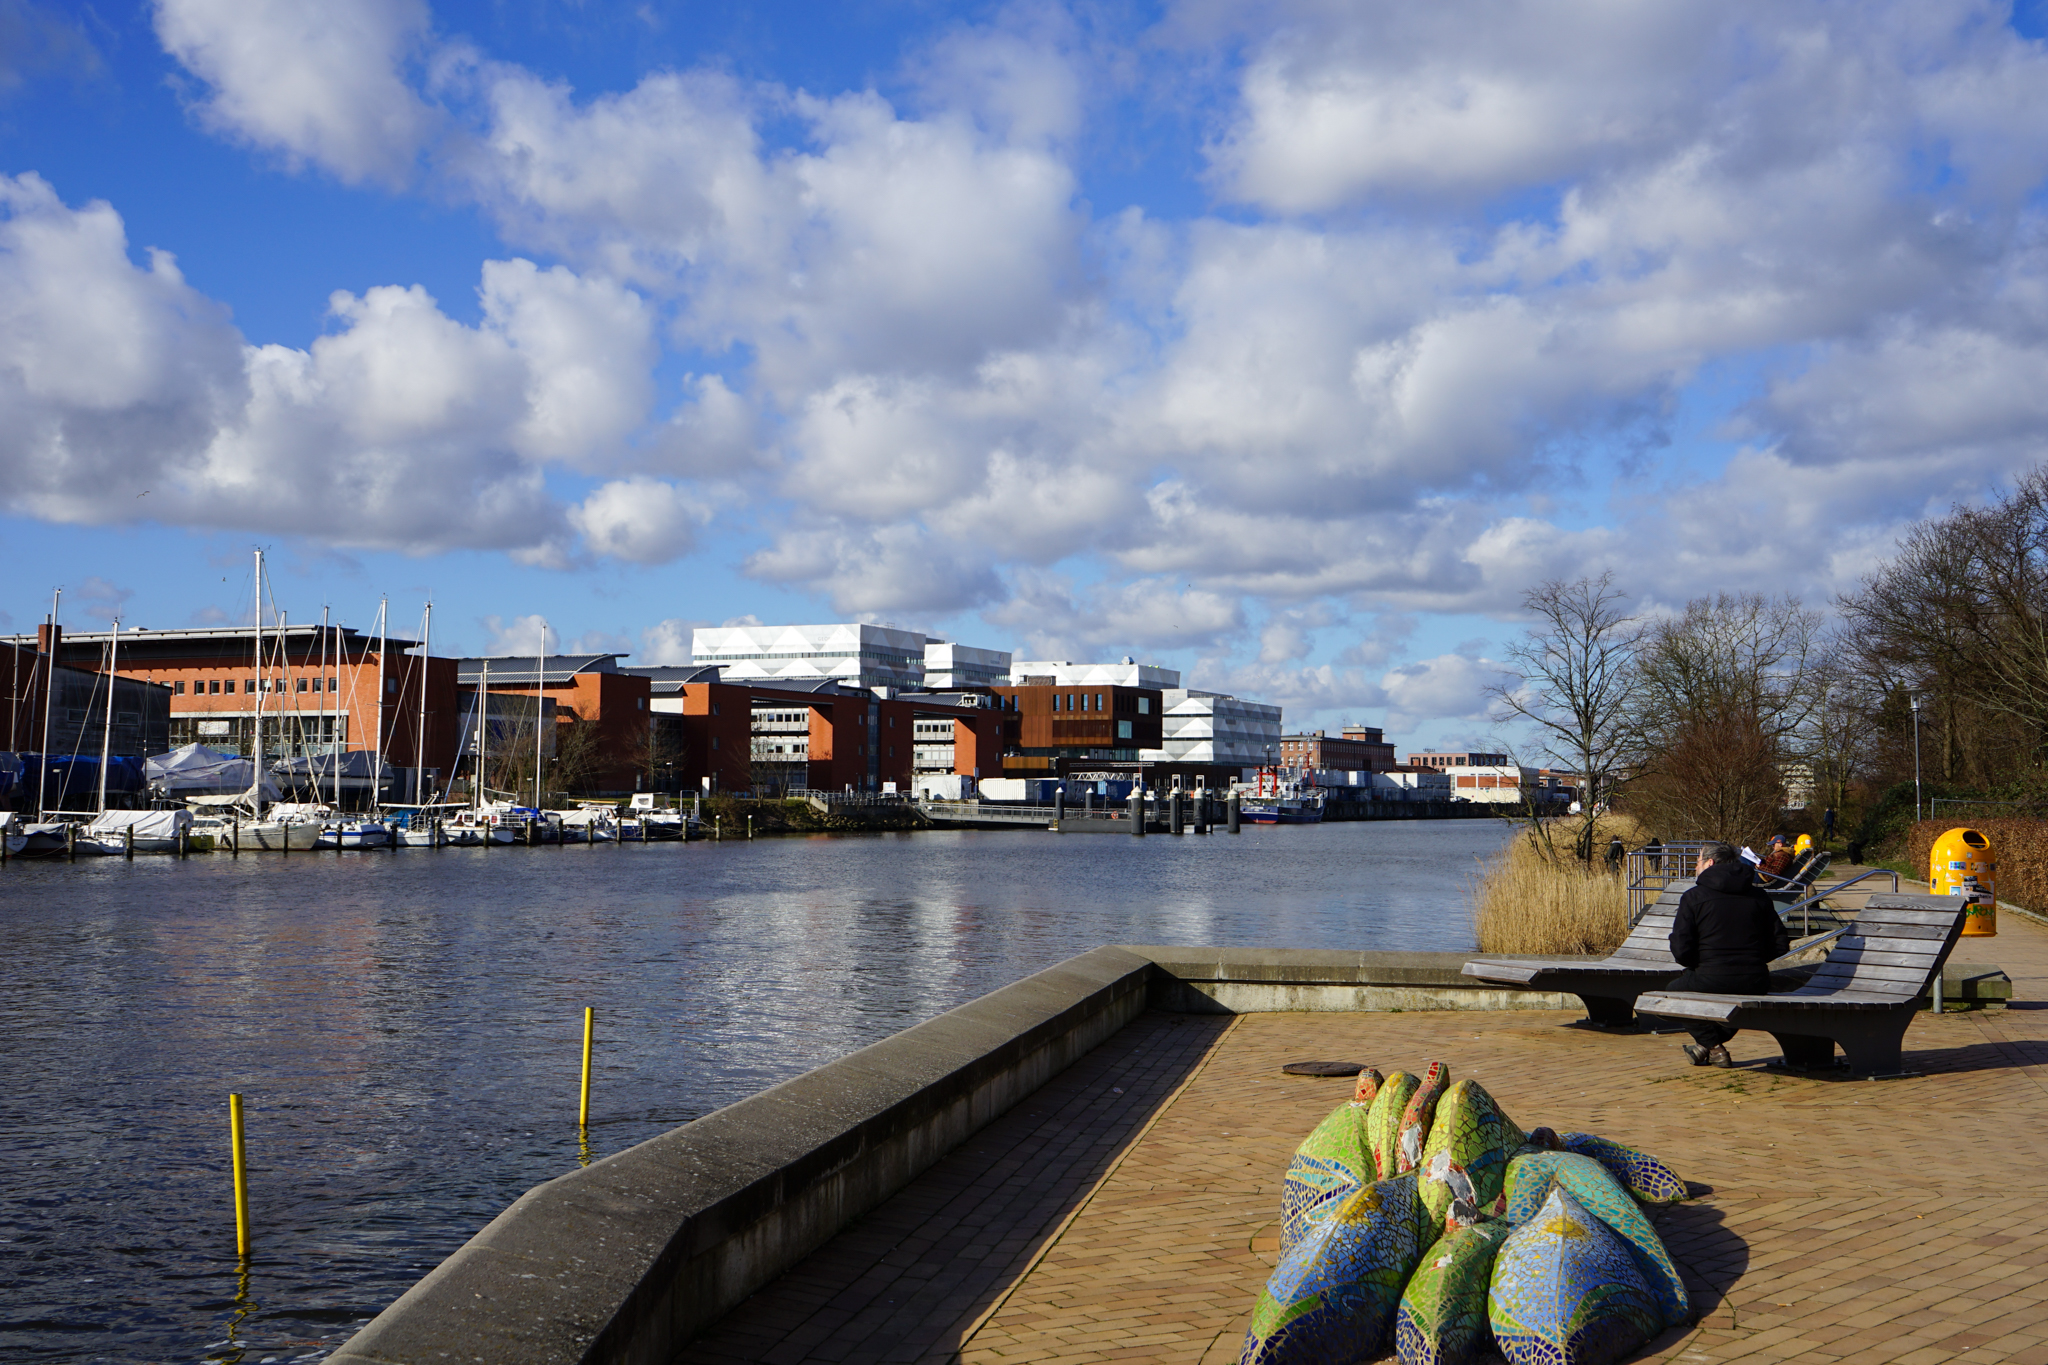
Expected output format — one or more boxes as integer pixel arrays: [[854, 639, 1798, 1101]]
[[0, 818, 1510, 1361]]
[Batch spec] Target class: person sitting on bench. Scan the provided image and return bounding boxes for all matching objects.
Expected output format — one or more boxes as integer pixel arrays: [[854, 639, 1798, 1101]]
[[1670, 843, 1791, 1067], [1756, 835, 1796, 880]]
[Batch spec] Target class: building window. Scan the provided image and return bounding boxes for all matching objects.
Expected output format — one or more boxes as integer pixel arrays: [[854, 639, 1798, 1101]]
[[637, 698, 645, 709], [1095, 694, 1103, 711], [208, 679, 219, 695], [311, 677, 320, 693], [247, 679, 256, 693], [329, 676, 337, 691], [298, 677, 308, 692], [711, 736, 719, 749], [174, 681, 185, 695], [711, 703, 721, 715], [1138, 697, 1150, 714], [1118, 720, 1132, 740]]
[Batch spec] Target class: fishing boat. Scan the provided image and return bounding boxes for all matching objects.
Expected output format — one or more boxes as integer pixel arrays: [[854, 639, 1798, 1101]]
[[1238, 769, 1327, 825]]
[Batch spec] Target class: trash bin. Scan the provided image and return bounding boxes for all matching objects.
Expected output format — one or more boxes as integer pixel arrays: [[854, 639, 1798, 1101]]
[[1928, 827, 1997, 937]]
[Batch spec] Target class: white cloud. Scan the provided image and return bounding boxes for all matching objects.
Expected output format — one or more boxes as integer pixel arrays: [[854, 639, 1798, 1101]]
[[567, 477, 707, 564], [477, 612, 553, 656], [637, 618, 701, 665], [153, 0, 437, 185], [1377, 653, 1510, 732]]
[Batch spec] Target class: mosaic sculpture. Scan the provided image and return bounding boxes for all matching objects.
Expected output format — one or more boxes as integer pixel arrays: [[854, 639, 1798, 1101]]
[[1396, 1061, 1451, 1173], [1242, 1061, 1691, 1365], [1559, 1132, 1687, 1205], [1241, 1172, 1430, 1365], [1366, 1070, 1421, 1180], [1279, 1069, 1386, 1255], [1417, 1079, 1526, 1234], [1501, 1154, 1688, 1328], [1393, 1218, 1514, 1365], [1488, 1185, 1663, 1365]]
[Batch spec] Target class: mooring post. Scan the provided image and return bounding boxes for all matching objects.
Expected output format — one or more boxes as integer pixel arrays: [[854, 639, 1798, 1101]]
[[1227, 790, 1241, 833], [1129, 788, 1145, 836], [229, 1093, 250, 1258]]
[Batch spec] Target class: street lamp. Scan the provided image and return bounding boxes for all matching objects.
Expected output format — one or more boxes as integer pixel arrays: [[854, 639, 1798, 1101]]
[[1911, 692, 1923, 823]]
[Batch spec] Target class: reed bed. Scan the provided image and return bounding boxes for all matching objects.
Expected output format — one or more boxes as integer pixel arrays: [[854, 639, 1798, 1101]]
[[1470, 815, 1645, 955]]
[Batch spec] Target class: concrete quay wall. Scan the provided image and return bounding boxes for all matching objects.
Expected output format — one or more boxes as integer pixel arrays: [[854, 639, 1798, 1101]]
[[326, 947, 1571, 1365]]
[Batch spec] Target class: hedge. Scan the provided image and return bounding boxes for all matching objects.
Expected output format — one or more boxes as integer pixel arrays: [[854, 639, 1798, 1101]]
[[1905, 818, 2048, 912]]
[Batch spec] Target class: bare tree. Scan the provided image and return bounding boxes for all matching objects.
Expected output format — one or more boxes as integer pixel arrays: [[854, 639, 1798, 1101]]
[[1624, 592, 1821, 843], [1487, 573, 1642, 863]]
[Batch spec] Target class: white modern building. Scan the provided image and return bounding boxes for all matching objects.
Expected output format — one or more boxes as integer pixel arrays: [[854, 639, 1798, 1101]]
[[923, 641, 1011, 690], [1009, 657, 1182, 689], [1139, 689, 1283, 768], [1441, 764, 1569, 805], [691, 624, 929, 692]]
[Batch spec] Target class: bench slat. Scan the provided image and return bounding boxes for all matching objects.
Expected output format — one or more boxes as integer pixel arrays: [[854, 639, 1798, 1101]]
[[1836, 922, 1953, 941], [1809, 963, 1930, 985], [1823, 948, 1943, 968], [1857, 905, 1967, 924]]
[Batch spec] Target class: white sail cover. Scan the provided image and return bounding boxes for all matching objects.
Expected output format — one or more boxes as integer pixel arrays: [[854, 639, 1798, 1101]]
[[84, 809, 194, 839], [146, 745, 278, 799]]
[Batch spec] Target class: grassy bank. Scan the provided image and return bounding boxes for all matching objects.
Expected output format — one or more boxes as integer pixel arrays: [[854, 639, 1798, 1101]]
[[1470, 814, 1644, 955]]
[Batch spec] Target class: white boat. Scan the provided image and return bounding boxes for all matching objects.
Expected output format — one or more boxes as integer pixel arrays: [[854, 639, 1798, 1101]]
[[445, 809, 514, 845], [396, 819, 447, 847], [559, 807, 618, 842], [317, 818, 391, 849], [72, 808, 195, 855]]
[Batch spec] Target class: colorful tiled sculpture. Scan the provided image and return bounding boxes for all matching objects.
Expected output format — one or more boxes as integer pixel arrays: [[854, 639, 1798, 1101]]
[[1241, 1172, 1430, 1365], [1417, 1079, 1525, 1233], [1396, 1061, 1451, 1173], [1394, 1219, 1514, 1365], [1367, 1070, 1421, 1180], [1488, 1185, 1663, 1365], [1559, 1132, 1687, 1205], [1280, 1070, 1386, 1255], [1502, 1154, 1688, 1329]]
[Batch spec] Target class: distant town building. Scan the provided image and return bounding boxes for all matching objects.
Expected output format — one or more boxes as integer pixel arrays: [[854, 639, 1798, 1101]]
[[989, 679, 1165, 775], [1406, 750, 1510, 769], [691, 623, 938, 692], [1437, 763, 1571, 806], [1279, 726, 1396, 772]]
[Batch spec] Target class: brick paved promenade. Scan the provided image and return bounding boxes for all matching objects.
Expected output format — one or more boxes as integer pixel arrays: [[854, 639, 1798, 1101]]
[[687, 902, 2048, 1365]]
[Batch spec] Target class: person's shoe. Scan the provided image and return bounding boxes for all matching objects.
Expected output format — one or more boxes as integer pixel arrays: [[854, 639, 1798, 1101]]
[[1707, 1045, 1735, 1069], [1682, 1044, 1712, 1066]]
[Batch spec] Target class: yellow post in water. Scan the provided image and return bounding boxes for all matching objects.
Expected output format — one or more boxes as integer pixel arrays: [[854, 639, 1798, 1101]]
[[579, 1006, 595, 1129], [1929, 827, 1997, 936], [229, 1093, 250, 1257]]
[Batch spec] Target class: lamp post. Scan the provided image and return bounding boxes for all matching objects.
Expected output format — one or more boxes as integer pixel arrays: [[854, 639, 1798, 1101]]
[[1911, 692, 1923, 824]]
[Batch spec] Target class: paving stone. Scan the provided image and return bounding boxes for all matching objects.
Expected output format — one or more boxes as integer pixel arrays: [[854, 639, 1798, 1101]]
[[680, 904, 2048, 1363]]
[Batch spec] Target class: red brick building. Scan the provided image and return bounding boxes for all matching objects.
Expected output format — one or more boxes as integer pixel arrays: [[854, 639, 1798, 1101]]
[[1277, 725, 1397, 772], [13, 623, 461, 782], [455, 655, 652, 795]]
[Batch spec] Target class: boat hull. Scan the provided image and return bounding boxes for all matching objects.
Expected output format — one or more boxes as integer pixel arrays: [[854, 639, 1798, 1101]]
[[317, 822, 392, 849]]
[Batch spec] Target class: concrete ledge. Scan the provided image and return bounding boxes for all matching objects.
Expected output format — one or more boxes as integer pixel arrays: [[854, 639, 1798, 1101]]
[[328, 946, 1153, 1365], [1126, 946, 1581, 1013]]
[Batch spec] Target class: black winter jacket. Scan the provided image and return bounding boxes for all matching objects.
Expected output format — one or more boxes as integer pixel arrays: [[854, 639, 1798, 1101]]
[[1670, 860, 1790, 973]]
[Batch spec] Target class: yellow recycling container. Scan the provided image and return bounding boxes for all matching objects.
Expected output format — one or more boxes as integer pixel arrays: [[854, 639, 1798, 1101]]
[[1928, 827, 1997, 937], [1794, 833, 1813, 856]]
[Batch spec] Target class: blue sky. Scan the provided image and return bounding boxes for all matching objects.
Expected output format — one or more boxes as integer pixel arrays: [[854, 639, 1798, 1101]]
[[6, 1, 2048, 757]]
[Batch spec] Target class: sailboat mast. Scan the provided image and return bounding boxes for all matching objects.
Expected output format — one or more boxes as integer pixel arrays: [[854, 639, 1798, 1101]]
[[37, 586, 59, 819], [322, 606, 334, 807], [97, 620, 118, 812], [476, 658, 490, 811], [416, 602, 432, 805], [252, 550, 265, 821], [374, 597, 387, 810], [535, 620, 546, 810]]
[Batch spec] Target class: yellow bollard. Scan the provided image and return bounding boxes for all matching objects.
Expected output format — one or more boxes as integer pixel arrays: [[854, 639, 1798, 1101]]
[[578, 1006, 594, 1129], [229, 1093, 250, 1257]]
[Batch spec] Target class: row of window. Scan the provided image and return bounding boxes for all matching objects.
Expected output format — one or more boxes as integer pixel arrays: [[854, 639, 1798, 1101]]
[[174, 676, 342, 696]]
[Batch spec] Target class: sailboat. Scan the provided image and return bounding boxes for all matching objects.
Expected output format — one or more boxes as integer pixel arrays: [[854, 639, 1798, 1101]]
[[230, 553, 324, 850]]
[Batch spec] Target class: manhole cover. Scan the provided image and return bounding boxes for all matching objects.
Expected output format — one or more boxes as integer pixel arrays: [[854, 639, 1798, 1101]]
[[1280, 1060, 1369, 1077]]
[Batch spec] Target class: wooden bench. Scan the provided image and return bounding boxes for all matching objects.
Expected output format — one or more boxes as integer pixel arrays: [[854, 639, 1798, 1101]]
[[1760, 850, 1831, 908], [1632, 894, 1967, 1074], [1461, 881, 1693, 1026]]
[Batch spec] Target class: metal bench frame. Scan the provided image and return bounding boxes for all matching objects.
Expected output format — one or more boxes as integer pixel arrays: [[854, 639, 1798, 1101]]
[[1460, 881, 1694, 1026], [1633, 894, 1967, 1074]]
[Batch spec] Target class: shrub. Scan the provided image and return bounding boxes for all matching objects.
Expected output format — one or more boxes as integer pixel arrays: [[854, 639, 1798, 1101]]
[[1905, 818, 2048, 911]]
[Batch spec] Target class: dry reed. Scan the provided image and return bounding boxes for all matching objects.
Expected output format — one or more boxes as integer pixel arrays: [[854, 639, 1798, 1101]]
[[1470, 814, 1646, 955]]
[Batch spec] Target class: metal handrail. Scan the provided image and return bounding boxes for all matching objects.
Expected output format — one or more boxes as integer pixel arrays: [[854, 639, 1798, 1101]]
[[1784, 869, 1901, 936]]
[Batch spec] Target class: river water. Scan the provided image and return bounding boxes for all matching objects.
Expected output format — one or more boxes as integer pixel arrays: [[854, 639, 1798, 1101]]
[[0, 818, 1512, 1364]]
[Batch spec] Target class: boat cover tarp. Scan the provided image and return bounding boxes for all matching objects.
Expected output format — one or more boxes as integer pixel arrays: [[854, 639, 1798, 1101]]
[[15, 754, 147, 807], [147, 744, 263, 795], [85, 809, 194, 839], [272, 751, 390, 779]]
